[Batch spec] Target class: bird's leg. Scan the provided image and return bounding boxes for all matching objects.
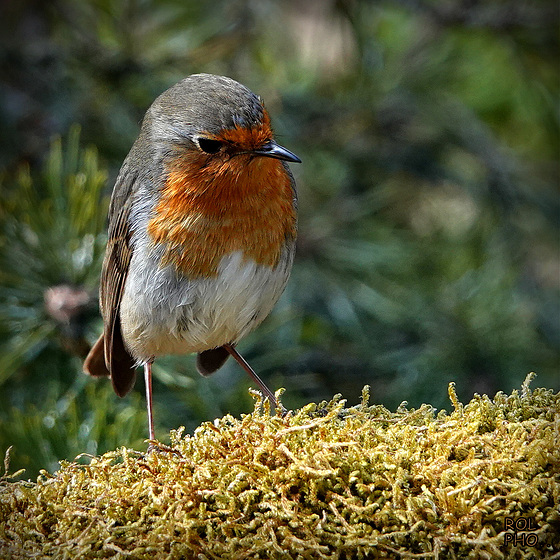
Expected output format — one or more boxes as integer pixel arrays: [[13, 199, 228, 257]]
[[142, 360, 183, 456], [144, 360, 156, 442], [223, 343, 285, 415]]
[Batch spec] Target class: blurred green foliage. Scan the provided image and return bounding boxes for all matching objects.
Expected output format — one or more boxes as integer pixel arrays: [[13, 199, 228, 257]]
[[0, 0, 558, 478]]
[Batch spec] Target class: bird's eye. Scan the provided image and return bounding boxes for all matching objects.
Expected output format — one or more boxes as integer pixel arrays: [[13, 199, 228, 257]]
[[197, 138, 223, 154]]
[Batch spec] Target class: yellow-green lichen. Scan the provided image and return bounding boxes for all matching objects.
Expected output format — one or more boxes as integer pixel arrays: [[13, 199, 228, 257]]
[[1, 375, 559, 559]]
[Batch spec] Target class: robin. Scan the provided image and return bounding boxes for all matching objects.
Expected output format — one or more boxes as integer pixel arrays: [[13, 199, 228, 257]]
[[83, 74, 300, 440]]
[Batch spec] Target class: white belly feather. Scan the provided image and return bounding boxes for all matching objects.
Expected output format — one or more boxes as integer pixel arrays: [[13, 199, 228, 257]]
[[119, 247, 294, 363]]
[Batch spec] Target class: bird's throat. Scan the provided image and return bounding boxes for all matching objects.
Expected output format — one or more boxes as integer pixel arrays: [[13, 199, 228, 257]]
[[147, 155, 296, 278]]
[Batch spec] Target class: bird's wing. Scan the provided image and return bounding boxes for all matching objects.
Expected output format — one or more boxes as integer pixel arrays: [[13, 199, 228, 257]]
[[100, 168, 138, 397]]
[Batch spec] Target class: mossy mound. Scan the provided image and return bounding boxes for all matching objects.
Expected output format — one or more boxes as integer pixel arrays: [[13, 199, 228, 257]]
[[1, 375, 559, 559]]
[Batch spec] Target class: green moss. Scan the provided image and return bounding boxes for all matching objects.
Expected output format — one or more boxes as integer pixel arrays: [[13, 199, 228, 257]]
[[1, 376, 558, 559]]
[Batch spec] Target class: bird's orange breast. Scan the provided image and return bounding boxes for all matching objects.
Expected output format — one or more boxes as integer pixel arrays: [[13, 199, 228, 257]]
[[147, 138, 296, 279]]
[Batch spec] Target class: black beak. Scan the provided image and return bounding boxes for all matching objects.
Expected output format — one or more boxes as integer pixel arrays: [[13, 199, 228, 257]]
[[253, 141, 301, 163]]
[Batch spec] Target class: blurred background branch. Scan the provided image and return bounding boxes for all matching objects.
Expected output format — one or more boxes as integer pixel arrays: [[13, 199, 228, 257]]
[[1, 0, 558, 478]]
